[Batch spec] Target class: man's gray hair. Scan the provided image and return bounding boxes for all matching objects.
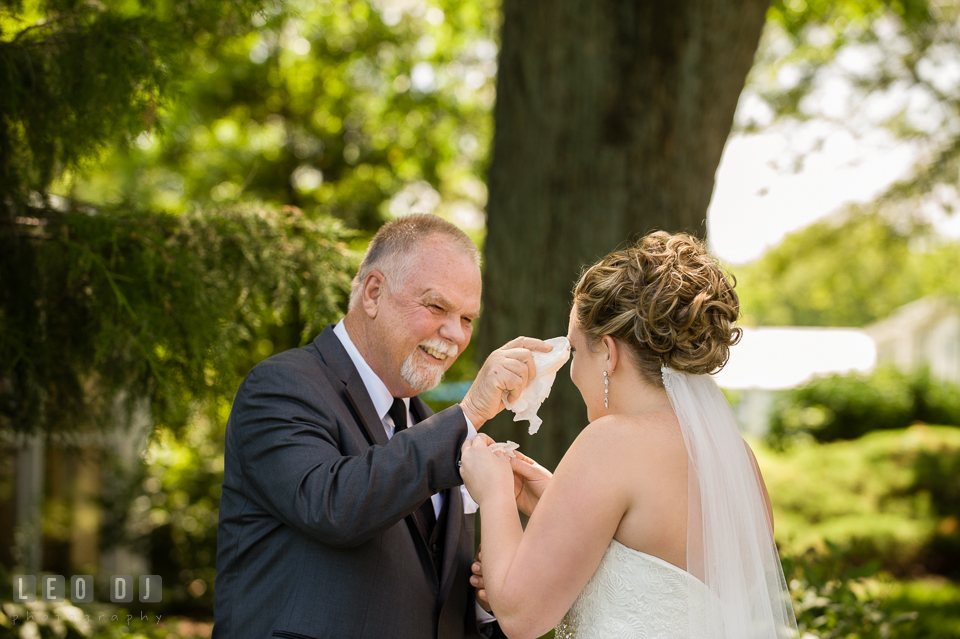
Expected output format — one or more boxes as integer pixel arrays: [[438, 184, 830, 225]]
[[349, 214, 482, 308]]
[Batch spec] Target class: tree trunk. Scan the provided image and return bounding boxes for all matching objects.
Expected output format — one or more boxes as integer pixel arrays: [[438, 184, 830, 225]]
[[480, 0, 768, 469]]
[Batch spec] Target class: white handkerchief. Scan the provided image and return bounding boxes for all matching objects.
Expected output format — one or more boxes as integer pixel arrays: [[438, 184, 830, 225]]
[[488, 441, 520, 457], [502, 336, 571, 435]]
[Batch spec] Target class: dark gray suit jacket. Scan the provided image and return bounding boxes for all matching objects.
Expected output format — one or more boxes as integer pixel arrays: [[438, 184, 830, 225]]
[[214, 325, 490, 639]]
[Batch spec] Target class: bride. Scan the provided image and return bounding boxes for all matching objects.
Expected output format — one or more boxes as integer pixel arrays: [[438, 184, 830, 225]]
[[460, 232, 798, 639]]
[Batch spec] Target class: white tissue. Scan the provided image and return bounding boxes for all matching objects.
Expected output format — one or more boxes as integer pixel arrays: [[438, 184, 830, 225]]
[[488, 441, 520, 457], [502, 336, 571, 435]]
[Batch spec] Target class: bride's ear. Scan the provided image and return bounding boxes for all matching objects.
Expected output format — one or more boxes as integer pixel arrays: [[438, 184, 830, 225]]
[[601, 335, 620, 374]]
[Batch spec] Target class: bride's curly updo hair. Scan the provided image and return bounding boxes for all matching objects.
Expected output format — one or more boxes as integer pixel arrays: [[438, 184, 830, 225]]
[[572, 231, 741, 387]]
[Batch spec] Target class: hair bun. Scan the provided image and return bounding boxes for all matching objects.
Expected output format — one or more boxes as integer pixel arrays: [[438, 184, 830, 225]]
[[573, 231, 741, 386]]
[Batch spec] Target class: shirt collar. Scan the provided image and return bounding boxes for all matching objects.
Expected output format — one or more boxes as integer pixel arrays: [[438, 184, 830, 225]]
[[333, 319, 409, 420]]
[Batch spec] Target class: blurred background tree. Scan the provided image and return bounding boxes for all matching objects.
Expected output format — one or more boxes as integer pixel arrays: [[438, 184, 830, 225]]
[[736, 210, 960, 327], [72, 0, 498, 232], [1, 0, 497, 437]]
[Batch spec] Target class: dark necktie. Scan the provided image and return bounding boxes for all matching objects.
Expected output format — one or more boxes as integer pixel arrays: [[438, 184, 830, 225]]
[[388, 398, 437, 540]]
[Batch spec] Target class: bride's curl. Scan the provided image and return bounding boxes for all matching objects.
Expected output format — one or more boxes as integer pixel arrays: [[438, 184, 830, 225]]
[[572, 231, 741, 386]]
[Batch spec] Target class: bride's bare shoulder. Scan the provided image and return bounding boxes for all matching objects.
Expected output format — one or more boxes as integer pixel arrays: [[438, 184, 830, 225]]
[[565, 411, 685, 465]]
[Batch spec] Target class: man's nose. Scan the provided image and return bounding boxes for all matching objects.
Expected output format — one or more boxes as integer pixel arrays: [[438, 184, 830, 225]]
[[439, 316, 466, 345]]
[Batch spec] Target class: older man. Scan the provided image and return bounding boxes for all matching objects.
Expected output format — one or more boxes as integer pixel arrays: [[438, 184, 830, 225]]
[[214, 214, 546, 639]]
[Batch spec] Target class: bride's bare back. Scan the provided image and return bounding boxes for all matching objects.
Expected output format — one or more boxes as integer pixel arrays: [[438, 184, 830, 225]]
[[606, 410, 689, 569]]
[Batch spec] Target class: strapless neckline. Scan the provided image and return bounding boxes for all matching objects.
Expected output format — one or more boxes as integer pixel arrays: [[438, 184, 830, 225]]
[[608, 538, 689, 577]]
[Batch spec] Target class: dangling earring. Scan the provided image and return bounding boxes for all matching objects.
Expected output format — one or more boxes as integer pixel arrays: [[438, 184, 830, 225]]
[[603, 370, 609, 408]]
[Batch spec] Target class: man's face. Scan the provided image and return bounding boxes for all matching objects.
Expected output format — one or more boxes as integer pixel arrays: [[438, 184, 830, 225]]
[[370, 236, 482, 397]]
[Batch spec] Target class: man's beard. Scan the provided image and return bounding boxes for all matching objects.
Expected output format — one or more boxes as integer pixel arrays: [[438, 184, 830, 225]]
[[400, 339, 457, 393]]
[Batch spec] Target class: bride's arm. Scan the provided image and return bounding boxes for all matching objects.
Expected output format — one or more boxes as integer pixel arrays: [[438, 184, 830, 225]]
[[462, 416, 676, 639]]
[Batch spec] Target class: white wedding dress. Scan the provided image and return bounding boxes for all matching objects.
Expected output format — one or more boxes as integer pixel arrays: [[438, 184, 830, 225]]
[[554, 540, 710, 639], [553, 369, 798, 639]]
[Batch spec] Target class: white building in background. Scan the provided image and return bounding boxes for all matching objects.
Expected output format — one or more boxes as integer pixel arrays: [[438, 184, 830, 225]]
[[713, 327, 877, 437], [865, 296, 960, 384], [715, 295, 960, 436]]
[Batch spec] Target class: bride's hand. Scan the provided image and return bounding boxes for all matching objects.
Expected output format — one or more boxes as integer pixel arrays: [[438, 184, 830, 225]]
[[510, 451, 552, 517], [459, 434, 514, 506]]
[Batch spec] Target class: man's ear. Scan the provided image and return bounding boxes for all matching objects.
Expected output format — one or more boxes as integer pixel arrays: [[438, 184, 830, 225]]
[[362, 271, 386, 319]]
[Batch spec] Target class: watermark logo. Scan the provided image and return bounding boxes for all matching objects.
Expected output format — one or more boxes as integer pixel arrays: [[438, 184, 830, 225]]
[[12, 575, 162, 603]]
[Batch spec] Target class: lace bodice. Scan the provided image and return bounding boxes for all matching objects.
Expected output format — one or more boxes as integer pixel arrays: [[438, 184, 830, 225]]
[[555, 539, 709, 639]]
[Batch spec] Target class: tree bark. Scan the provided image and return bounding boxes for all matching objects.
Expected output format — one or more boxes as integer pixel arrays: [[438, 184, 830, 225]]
[[480, 0, 769, 469]]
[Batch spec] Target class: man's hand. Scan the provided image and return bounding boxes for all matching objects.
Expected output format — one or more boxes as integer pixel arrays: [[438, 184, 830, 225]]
[[471, 548, 491, 612], [511, 452, 552, 517], [460, 336, 552, 429]]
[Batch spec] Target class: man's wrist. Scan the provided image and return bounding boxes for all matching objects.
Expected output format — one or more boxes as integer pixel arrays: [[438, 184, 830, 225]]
[[460, 401, 485, 430]]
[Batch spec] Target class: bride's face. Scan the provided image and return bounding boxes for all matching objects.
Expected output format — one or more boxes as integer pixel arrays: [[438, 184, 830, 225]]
[[567, 306, 607, 422]]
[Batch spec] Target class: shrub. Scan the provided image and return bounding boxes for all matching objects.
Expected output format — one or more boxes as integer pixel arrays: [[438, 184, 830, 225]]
[[786, 543, 919, 639], [767, 367, 960, 449], [757, 426, 960, 578]]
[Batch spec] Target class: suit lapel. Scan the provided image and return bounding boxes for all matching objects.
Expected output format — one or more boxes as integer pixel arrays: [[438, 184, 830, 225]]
[[313, 326, 389, 447], [344, 376, 389, 447]]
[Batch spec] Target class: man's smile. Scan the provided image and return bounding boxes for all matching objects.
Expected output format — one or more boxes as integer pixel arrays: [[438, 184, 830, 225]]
[[420, 344, 450, 362]]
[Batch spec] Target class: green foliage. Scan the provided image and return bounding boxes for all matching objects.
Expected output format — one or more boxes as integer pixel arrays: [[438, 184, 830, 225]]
[[734, 209, 960, 328], [0, 204, 355, 434], [785, 544, 919, 639], [767, 367, 960, 446], [881, 579, 960, 639], [734, 210, 960, 327], [735, 211, 911, 327], [0, 0, 263, 217], [0, 0, 494, 437], [140, 418, 224, 613], [757, 426, 960, 577], [71, 0, 498, 233]]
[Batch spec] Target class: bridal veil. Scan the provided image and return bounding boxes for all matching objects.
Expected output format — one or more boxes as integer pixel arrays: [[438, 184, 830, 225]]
[[661, 366, 798, 639]]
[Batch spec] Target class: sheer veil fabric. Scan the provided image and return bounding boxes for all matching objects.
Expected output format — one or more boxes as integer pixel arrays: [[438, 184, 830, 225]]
[[661, 367, 798, 639]]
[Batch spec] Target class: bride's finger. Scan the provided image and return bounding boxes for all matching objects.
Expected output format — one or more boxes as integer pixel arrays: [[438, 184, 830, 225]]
[[510, 455, 545, 478], [472, 435, 491, 451], [513, 451, 537, 465], [475, 432, 496, 446]]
